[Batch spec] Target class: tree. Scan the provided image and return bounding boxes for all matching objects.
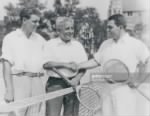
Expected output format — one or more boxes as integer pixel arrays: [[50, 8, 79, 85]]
[[53, 0, 79, 16], [4, 0, 46, 33], [4, 3, 21, 33], [5, 3, 20, 17], [5, 0, 45, 17], [18, 0, 45, 10], [73, 7, 107, 54]]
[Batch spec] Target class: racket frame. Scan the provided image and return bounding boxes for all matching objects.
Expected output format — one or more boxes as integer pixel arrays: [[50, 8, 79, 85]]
[[51, 68, 102, 113], [76, 84, 102, 113], [103, 59, 130, 84]]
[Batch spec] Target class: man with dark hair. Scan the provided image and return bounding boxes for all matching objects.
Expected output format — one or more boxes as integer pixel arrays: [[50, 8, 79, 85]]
[[108, 14, 126, 29], [1, 8, 46, 116], [77, 14, 150, 115]]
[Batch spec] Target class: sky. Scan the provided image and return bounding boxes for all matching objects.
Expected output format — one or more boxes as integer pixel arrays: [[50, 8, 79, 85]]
[[0, 0, 149, 20]]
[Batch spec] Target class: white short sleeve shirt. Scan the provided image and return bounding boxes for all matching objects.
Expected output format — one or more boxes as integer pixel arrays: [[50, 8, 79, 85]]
[[44, 38, 88, 77], [1, 29, 46, 73], [94, 33, 150, 73]]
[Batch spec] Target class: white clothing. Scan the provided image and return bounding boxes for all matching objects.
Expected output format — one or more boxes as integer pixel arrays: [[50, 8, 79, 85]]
[[1, 29, 45, 73], [1, 29, 46, 116], [136, 31, 150, 116], [0, 77, 8, 116], [94, 33, 150, 116], [44, 38, 88, 78], [94, 33, 150, 73]]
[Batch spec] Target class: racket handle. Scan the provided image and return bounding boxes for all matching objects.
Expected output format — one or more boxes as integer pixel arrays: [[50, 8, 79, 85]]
[[128, 82, 137, 88], [12, 110, 20, 116], [135, 88, 150, 102], [51, 68, 72, 85]]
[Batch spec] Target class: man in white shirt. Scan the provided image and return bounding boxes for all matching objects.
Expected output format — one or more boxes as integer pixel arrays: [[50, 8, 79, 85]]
[[43, 17, 88, 116], [1, 8, 46, 116], [78, 14, 150, 115]]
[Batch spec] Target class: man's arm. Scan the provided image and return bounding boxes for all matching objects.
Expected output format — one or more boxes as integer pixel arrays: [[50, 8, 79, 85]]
[[2, 60, 14, 103], [70, 59, 100, 86], [78, 58, 100, 70], [134, 41, 150, 87], [130, 57, 150, 88], [138, 57, 150, 85], [69, 69, 86, 86], [43, 61, 77, 71]]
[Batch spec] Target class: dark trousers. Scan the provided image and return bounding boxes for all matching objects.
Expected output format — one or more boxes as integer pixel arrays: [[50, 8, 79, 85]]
[[46, 77, 79, 116]]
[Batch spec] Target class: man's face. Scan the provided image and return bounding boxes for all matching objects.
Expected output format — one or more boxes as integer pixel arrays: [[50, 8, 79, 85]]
[[107, 20, 121, 41], [59, 21, 74, 43], [24, 14, 40, 33]]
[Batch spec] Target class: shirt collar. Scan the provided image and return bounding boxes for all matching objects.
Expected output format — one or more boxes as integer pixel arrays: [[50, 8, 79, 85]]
[[17, 29, 36, 40], [112, 32, 129, 44], [120, 33, 129, 41], [57, 37, 73, 45]]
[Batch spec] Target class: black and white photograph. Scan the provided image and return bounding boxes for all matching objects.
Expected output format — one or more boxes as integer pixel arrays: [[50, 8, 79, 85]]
[[0, 0, 150, 116]]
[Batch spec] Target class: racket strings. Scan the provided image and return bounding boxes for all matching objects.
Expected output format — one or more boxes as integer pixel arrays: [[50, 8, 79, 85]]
[[79, 106, 93, 116], [103, 60, 130, 83], [79, 88, 99, 108], [78, 86, 101, 116]]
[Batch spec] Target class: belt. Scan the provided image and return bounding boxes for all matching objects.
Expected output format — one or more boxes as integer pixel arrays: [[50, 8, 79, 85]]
[[105, 78, 129, 85], [49, 76, 74, 80], [12, 72, 44, 77]]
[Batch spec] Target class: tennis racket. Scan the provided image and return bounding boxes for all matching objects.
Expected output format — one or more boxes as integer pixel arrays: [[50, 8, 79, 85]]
[[51, 67, 79, 79], [103, 59, 150, 102], [103, 59, 130, 84], [132, 64, 150, 102], [51, 67, 78, 85], [51, 68, 102, 116], [77, 83, 102, 116]]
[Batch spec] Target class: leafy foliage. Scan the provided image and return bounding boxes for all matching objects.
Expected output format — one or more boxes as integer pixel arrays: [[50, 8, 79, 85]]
[[4, 0, 45, 33]]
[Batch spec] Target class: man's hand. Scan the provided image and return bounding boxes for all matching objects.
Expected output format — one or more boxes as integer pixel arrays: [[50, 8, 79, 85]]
[[4, 90, 14, 103], [69, 78, 80, 87], [128, 82, 138, 88], [43, 62, 53, 69], [66, 62, 78, 72]]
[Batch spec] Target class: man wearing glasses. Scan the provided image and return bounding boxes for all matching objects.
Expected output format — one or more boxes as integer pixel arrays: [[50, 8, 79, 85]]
[[1, 8, 46, 116]]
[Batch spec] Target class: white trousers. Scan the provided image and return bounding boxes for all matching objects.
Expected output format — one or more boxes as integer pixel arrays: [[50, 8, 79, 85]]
[[0, 77, 8, 116], [12, 76, 45, 116], [102, 84, 137, 116], [135, 84, 150, 116]]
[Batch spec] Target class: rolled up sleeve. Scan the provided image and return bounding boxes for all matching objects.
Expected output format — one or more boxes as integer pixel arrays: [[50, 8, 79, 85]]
[[1, 36, 14, 65], [137, 42, 150, 64]]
